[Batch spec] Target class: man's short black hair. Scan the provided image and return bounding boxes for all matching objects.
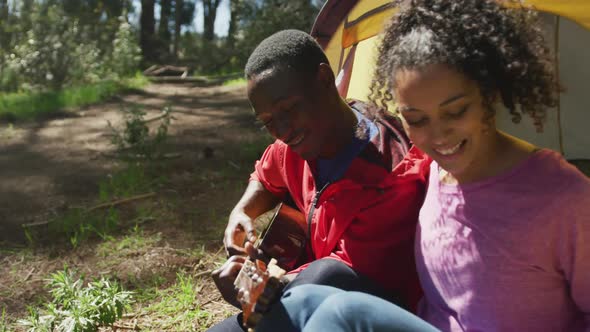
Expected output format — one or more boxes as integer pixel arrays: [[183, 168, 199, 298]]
[[245, 29, 329, 79]]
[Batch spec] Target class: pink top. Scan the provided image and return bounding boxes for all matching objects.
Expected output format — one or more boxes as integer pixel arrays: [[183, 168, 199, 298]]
[[416, 149, 590, 332]]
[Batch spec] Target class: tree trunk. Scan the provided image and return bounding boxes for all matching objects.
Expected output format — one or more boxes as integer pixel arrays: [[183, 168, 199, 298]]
[[226, 0, 239, 47], [173, 0, 183, 57], [159, 0, 172, 56], [140, 0, 157, 63], [0, 0, 9, 50], [203, 0, 221, 41]]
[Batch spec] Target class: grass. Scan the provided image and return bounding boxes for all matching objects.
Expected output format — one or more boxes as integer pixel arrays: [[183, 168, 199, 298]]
[[0, 307, 8, 332], [98, 163, 163, 202], [96, 225, 162, 257], [24, 162, 164, 249], [0, 81, 265, 331], [0, 73, 149, 122], [139, 271, 214, 331], [222, 77, 246, 87]]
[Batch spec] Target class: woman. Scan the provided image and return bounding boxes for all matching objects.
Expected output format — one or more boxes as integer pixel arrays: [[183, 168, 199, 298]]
[[256, 0, 590, 331]]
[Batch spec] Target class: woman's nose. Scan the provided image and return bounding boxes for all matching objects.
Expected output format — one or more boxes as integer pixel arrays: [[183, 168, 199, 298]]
[[429, 120, 453, 145]]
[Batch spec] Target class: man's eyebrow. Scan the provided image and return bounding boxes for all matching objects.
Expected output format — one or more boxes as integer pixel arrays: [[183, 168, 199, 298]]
[[271, 95, 298, 105]]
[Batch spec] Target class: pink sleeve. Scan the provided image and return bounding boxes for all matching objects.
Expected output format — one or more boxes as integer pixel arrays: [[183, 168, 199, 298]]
[[559, 179, 590, 329], [249, 141, 288, 199]]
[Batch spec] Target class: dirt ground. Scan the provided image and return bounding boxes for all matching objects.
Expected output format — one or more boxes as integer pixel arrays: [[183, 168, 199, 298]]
[[0, 83, 262, 244], [0, 82, 272, 330]]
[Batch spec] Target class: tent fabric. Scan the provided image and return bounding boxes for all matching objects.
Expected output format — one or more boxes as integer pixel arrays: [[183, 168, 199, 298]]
[[312, 1, 590, 47], [509, 1, 590, 30], [312, 0, 590, 160]]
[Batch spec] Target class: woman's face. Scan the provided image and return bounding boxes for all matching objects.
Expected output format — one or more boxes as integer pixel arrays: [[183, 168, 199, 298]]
[[393, 64, 496, 182]]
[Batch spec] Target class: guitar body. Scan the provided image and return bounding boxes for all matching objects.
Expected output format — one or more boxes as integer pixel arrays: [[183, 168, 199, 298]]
[[233, 203, 310, 329], [255, 202, 310, 271]]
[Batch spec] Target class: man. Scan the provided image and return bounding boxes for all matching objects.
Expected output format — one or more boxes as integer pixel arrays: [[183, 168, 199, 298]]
[[209, 29, 429, 331]]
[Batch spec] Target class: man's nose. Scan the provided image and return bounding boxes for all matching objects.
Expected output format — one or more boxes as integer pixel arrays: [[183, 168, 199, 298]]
[[271, 117, 292, 141]]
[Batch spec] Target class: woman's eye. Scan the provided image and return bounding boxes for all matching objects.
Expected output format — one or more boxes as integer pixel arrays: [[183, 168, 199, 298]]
[[406, 117, 428, 127], [448, 105, 469, 119]]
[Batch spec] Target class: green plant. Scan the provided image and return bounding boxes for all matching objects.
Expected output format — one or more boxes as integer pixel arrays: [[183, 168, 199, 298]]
[[18, 268, 133, 332], [23, 207, 121, 249], [98, 164, 160, 201], [107, 17, 141, 79], [222, 77, 246, 87], [5, 5, 104, 91], [96, 225, 162, 257], [107, 105, 172, 159], [0, 123, 15, 139], [0, 307, 11, 332], [51, 209, 114, 249], [0, 79, 147, 122], [142, 271, 212, 330], [18, 307, 53, 332]]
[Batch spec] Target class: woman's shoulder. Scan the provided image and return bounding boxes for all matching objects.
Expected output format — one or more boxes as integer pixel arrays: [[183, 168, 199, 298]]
[[528, 149, 590, 196]]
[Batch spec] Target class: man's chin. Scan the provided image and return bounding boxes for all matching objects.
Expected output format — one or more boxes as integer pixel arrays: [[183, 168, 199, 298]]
[[296, 147, 317, 161]]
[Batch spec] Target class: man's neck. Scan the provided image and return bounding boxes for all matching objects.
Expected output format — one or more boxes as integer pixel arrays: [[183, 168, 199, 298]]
[[318, 98, 358, 159]]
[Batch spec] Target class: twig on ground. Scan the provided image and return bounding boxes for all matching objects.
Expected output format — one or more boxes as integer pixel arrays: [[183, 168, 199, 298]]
[[87, 192, 156, 212], [194, 269, 213, 279], [112, 319, 139, 330], [228, 161, 241, 170], [24, 267, 35, 281], [201, 295, 222, 307], [21, 220, 50, 227], [143, 112, 171, 124]]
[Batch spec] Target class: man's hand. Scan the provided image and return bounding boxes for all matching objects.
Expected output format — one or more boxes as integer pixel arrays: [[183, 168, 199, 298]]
[[224, 212, 257, 256], [211, 255, 247, 308], [223, 180, 280, 256]]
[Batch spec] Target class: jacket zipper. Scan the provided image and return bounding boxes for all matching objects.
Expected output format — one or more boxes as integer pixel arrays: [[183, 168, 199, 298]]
[[306, 182, 331, 258]]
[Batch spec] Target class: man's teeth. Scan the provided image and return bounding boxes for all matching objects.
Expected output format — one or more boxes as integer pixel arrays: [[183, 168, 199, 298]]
[[291, 134, 305, 146], [435, 141, 463, 155]]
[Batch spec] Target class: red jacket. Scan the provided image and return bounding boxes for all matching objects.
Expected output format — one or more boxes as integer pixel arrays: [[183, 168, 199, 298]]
[[251, 101, 431, 310]]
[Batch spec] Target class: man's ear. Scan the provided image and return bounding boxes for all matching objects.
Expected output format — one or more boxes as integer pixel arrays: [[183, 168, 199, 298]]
[[316, 63, 335, 89]]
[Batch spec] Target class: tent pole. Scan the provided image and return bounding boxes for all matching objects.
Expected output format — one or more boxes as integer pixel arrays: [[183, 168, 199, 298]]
[[554, 15, 564, 155]]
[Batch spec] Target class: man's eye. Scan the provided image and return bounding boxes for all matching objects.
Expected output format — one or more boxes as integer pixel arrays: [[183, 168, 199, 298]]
[[257, 118, 272, 130], [281, 103, 297, 114]]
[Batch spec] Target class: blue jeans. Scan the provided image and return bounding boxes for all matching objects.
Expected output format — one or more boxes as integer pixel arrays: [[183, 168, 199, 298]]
[[207, 258, 400, 332], [257, 284, 440, 332]]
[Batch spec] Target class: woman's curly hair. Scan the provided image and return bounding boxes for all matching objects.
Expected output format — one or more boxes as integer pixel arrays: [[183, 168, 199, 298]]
[[369, 0, 560, 130]]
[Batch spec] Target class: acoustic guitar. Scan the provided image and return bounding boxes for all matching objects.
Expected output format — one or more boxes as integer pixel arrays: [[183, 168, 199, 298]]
[[233, 203, 309, 329]]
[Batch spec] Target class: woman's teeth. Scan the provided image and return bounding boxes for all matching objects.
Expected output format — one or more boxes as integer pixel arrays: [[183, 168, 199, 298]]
[[435, 141, 463, 155]]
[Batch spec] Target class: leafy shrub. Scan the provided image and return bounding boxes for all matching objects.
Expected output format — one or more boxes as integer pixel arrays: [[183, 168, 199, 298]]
[[108, 106, 172, 159], [3, 6, 141, 92], [107, 17, 142, 79], [18, 268, 133, 332], [5, 5, 103, 91]]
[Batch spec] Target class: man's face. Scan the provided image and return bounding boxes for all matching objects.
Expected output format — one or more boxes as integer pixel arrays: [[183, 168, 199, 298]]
[[247, 68, 331, 160]]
